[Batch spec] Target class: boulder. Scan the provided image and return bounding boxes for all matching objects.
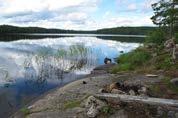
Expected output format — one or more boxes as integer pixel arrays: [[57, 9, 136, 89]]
[[120, 51, 124, 53], [170, 78, 178, 86], [138, 87, 147, 95], [87, 104, 99, 118], [104, 57, 112, 64], [164, 39, 175, 49], [85, 96, 107, 118]]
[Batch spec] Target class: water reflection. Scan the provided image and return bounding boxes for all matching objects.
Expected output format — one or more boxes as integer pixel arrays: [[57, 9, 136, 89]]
[[0, 36, 140, 117]]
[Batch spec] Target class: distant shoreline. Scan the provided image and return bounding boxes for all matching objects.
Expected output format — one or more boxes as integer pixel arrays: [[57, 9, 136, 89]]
[[16, 33, 147, 38], [0, 25, 157, 35]]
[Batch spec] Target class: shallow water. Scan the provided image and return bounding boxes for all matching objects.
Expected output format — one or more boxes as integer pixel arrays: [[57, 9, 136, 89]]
[[0, 35, 140, 117]]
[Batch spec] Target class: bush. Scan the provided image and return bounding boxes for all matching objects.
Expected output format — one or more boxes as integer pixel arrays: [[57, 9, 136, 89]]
[[20, 108, 30, 115], [145, 29, 166, 45], [156, 57, 173, 70], [111, 48, 151, 72]]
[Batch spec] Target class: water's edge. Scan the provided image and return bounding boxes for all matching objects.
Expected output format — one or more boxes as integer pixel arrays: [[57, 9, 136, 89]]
[[11, 63, 115, 117]]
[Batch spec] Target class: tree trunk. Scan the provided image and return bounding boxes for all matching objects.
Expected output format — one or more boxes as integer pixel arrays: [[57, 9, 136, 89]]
[[95, 93, 178, 107]]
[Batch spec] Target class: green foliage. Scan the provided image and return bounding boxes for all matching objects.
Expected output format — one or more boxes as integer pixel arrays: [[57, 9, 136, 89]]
[[20, 108, 30, 115], [151, 0, 178, 37], [145, 29, 166, 45], [0, 25, 156, 36], [155, 56, 173, 70], [111, 48, 151, 73], [101, 106, 115, 115], [97, 26, 157, 35], [64, 100, 81, 109]]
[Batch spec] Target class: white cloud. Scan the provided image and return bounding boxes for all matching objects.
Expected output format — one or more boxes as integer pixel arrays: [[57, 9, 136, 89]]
[[0, 0, 156, 30], [127, 4, 137, 11]]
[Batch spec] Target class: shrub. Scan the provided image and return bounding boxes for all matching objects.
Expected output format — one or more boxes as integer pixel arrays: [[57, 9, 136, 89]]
[[20, 108, 30, 115], [101, 106, 115, 115], [155, 54, 174, 70], [111, 49, 151, 72], [145, 29, 166, 45]]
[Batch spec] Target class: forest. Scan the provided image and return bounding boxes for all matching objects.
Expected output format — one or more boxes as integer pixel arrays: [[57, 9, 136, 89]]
[[0, 25, 156, 35]]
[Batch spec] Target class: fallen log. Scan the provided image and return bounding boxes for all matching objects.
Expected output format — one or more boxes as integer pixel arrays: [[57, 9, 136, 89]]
[[95, 93, 178, 107]]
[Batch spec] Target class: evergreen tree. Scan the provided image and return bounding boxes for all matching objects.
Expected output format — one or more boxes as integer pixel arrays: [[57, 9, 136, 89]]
[[151, 0, 178, 38]]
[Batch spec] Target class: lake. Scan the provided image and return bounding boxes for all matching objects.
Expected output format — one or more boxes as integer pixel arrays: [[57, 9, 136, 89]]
[[0, 34, 142, 117]]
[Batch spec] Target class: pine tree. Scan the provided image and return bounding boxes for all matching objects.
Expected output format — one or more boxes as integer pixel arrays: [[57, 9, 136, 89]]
[[151, 0, 178, 38]]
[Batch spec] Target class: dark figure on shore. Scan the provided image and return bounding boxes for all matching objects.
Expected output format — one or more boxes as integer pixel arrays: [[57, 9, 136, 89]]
[[104, 57, 112, 64]]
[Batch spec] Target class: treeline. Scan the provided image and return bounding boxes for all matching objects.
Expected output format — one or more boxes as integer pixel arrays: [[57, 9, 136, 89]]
[[0, 25, 95, 34], [0, 25, 156, 35], [96, 27, 157, 35]]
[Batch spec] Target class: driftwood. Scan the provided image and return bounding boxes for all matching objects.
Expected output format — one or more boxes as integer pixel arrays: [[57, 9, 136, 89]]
[[95, 93, 178, 107]]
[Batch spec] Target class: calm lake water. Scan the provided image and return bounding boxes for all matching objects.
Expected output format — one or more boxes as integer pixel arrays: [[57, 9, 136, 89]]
[[0, 34, 141, 117]]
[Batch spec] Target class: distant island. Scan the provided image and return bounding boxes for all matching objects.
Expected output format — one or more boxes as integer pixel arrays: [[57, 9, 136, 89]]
[[0, 25, 156, 35]]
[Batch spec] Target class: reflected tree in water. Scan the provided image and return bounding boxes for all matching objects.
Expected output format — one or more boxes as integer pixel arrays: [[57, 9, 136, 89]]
[[22, 44, 96, 88]]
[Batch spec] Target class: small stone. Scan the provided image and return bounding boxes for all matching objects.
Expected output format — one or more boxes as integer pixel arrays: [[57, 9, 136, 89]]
[[27, 105, 34, 109], [138, 87, 147, 95], [104, 57, 112, 64], [83, 81, 87, 84], [129, 90, 135, 96], [120, 51, 124, 53], [111, 89, 125, 94]]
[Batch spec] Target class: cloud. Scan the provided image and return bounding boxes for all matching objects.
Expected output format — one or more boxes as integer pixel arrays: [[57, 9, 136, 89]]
[[116, 0, 159, 13], [0, 0, 157, 30]]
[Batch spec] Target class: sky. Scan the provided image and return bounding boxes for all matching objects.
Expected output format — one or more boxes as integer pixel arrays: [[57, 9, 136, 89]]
[[0, 0, 159, 30]]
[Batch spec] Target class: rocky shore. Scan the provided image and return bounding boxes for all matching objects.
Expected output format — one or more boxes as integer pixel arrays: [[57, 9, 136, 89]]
[[12, 64, 178, 118]]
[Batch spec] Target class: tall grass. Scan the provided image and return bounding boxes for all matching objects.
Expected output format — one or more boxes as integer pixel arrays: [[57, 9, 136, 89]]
[[111, 48, 151, 73]]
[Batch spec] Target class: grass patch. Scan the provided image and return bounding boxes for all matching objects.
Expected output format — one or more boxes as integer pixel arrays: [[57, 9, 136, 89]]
[[20, 108, 30, 115], [64, 100, 81, 109], [100, 106, 115, 115], [111, 48, 151, 73], [154, 53, 175, 70]]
